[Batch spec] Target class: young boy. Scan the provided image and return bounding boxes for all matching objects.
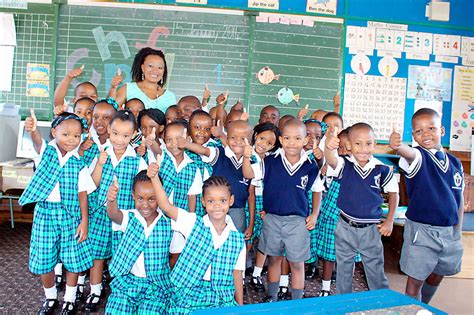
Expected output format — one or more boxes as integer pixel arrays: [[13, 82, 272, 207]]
[[105, 171, 179, 314], [148, 167, 245, 314], [324, 123, 399, 294], [244, 119, 320, 301], [389, 108, 464, 303], [177, 96, 202, 121], [185, 120, 255, 235]]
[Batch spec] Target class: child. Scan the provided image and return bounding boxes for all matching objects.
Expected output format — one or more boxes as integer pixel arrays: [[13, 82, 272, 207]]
[[72, 97, 94, 131], [247, 123, 280, 292], [125, 98, 145, 147], [324, 123, 399, 294], [105, 171, 179, 314], [19, 113, 95, 314], [389, 108, 464, 303], [137, 108, 166, 163], [244, 119, 320, 301], [186, 120, 254, 234], [147, 169, 245, 314], [159, 121, 203, 212], [85, 110, 148, 312], [258, 105, 280, 126], [278, 114, 295, 130], [177, 95, 201, 121], [165, 105, 178, 124], [186, 110, 221, 216]]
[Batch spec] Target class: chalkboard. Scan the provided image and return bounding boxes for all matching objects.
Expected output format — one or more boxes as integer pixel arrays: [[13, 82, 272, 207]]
[[56, 4, 250, 108], [0, 4, 56, 120], [247, 17, 344, 121]]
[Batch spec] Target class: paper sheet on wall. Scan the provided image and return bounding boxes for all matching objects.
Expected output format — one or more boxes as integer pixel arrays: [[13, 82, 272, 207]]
[[342, 74, 406, 140], [407, 65, 452, 101], [306, 0, 337, 15], [449, 66, 474, 152], [249, 0, 279, 10], [0, 13, 16, 46], [0, 46, 14, 91]]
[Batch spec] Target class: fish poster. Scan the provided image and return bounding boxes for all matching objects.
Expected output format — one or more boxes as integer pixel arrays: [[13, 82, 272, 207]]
[[407, 65, 452, 101], [256, 66, 279, 85], [449, 66, 474, 152]]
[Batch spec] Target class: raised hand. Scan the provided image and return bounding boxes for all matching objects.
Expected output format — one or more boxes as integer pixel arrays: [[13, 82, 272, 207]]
[[54, 99, 69, 116], [177, 128, 188, 149], [110, 68, 123, 89], [389, 124, 402, 151], [211, 120, 224, 137], [313, 138, 323, 160], [107, 176, 120, 202], [147, 161, 160, 178], [240, 107, 249, 121], [98, 147, 108, 165], [243, 138, 253, 159], [325, 126, 340, 151], [145, 127, 156, 147], [25, 108, 38, 132], [68, 65, 84, 79], [297, 104, 309, 120]]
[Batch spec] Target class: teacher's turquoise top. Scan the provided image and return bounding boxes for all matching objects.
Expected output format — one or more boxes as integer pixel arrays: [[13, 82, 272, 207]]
[[126, 82, 176, 112]]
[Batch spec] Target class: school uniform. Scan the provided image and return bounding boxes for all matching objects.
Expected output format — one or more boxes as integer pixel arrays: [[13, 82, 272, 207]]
[[169, 209, 245, 315], [19, 140, 96, 275], [187, 138, 221, 217], [327, 155, 398, 294], [88, 144, 148, 257], [252, 148, 319, 262], [203, 146, 256, 233], [106, 209, 180, 314], [399, 146, 464, 281], [159, 148, 203, 211]]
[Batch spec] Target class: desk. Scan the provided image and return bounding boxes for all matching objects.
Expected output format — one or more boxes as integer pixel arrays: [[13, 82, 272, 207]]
[[194, 289, 446, 315]]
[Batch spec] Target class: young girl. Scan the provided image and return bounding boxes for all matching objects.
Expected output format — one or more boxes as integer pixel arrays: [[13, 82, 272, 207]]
[[19, 113, 95, 315], [158, 121, 203, 212], [125, 98, 145, 147], [165, 105, 178, 124], [187, 110, 221, 216], [247, 123, 280, 292], [85, 110, 148, 312], [147, 168, 245, 314], [105, 170, 179, 314], [136, 108, 166, 164]]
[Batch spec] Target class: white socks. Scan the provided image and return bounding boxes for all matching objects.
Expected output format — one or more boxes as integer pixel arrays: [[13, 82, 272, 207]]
[[253, 266, 263, 277], [280, 275, 289, 287], [43, 285, 58, 300], [64, 285, 77, 303], [77, 275, 86, 285], [90, 283, 102, 296], [54, 263, 63, 276], [322, 280, 331, 291]]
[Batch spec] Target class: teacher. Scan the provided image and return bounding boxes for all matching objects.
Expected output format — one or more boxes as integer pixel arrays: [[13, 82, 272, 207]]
[[116, 47, 176, 112]]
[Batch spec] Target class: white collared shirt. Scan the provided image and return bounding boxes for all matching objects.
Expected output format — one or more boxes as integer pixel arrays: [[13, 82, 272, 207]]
[[171, 208, 246, 280], [327, 154, 399, 193], [159, 148, 203, 203], [45, 140, 96, 201], [201, 145, 243, 167], [251, 148, 319, 192], [88, 144, 148, 173], [399, 147, 447, 176], [113, 209, 182, 278]]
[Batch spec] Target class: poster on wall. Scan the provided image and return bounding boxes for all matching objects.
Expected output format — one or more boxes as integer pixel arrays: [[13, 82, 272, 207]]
[[407, 65, 452, 101], [343, 73, 406, 141], [306, 0, 337, 15], [450, 66, 474, 152], [248, 0, 279, 10]]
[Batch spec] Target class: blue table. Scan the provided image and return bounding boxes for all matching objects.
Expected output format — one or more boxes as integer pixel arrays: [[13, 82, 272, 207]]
[[193, 289, 446, 314]]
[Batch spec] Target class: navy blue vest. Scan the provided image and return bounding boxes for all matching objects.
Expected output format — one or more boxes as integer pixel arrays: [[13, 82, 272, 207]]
[[262, 153, 318, 217], [335, 156, 393, 221], [403, 147, 463, 226], [211, 146, 250, 208]]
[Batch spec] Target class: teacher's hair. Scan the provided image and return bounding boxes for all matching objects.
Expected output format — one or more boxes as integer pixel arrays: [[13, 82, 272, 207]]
[[131, 47, 168, 87]]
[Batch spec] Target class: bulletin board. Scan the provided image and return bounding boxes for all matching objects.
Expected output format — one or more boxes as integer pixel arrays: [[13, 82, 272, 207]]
[[341, 19, 474, 150]]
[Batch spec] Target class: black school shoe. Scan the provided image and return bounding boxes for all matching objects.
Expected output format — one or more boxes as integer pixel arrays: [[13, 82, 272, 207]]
[[277, 286, 291, 300], [37, 299, 58, 315], [317, 290, 331, 297], [83, 293, 101, 313], [75, 284, 85, 302], [305, 263, 319, 279], [250, 276, 265, 292], [60, 301, 76, 315], [55, 274, 64, 291], [262, 295, 277, 303]]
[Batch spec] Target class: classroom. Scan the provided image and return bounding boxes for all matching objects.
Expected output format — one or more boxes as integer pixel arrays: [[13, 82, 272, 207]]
[[0, 0, 473, 314]]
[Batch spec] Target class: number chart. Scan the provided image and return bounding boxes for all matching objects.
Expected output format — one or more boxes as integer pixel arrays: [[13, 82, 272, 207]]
[[342, 74, 406, 141]]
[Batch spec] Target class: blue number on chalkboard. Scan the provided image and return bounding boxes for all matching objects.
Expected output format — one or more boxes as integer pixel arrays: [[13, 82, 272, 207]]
[[214, 64, 223, 85], [396, 37, 402, 45], [424, 38, 430, 46]]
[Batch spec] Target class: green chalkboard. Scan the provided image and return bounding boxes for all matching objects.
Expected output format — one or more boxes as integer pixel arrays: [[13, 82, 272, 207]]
[[0, 4, 56, 120], [247, 17, 344, 122], [56, 4, 250, 107]]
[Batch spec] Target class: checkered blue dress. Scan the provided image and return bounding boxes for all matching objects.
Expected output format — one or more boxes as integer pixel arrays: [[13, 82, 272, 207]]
[[169, 218, 244, 314], [89, 152, 142, 256], [159, 151, 199, 211], [106, 212, 172, 314], [19, 145, 92, 274]]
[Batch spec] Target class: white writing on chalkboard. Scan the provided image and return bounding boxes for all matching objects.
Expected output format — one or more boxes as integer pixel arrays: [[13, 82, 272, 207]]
[[172, 22, 241, 42]]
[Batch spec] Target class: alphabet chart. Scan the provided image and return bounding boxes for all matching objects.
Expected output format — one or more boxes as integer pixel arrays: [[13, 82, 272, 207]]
[[343, 74, 407, 140]]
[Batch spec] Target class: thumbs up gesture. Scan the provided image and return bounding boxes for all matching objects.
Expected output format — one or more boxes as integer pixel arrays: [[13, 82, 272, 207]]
[[107, 175, 119, 202], [240, 107, 249, 121], [79, 132, 94, 156], [202, 84, 211, 106], [216, 91, 228, 106], [243, 138, 253, 159], [98, 147, 109, 165], [389, 124, 402, 151], [145, 127, 156, 147], [325, 126, 340, 151], [297, 104, 310, 120], [147, 160, 160, 179], [177, 128, 189, 149], [111, 68, 123, 89], [25, 108, 38, 132], [54, 99, 69, 116], [68, 65, 84, 79], [312, 137, 323, 160], [211, 120, 224, 138]]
